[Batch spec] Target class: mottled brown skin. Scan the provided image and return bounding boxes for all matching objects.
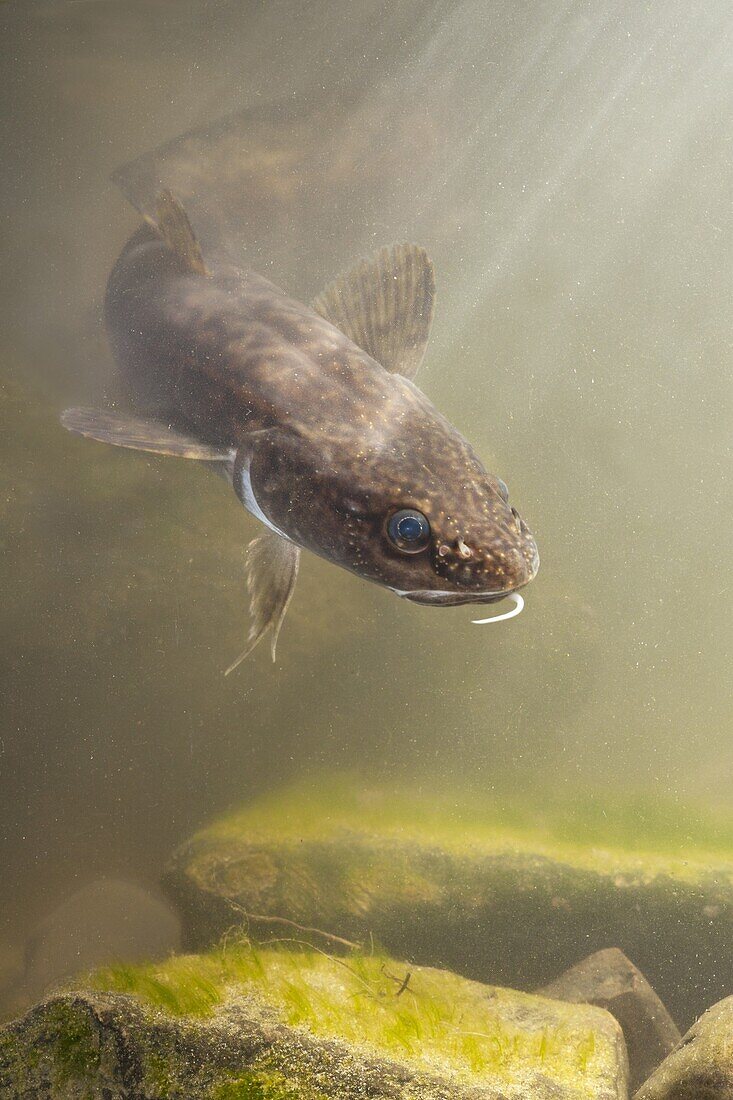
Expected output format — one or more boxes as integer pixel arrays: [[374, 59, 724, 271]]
[[105, 225, 538, 605]]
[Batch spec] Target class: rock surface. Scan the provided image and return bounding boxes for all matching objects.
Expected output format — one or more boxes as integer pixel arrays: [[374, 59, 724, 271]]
[[0, 945, 628, 1099], [163, 776, 733, 1027], [538, 948, 680, 1091], [634, 995, 733, 1100]]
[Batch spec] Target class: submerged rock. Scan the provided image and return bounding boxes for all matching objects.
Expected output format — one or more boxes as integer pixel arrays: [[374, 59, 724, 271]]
[[164, 776, 733, 1028], [634, 994, 733, 1099], [537, 948, 680, 1091], [22, 879, 181, 1005], [0, 945, 628, 1099]]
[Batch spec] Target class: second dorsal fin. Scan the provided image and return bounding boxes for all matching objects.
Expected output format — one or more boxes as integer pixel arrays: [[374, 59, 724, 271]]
[[311, 243, 435, 381], [151, 189, 209, 276]]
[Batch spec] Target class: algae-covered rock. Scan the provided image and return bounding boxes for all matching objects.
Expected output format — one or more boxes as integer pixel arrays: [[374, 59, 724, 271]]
[[0, 944, 628, 1099], [538, 949, 680, 1091], [164, 776, 733, 1028], [634, 995, 733, 1100]]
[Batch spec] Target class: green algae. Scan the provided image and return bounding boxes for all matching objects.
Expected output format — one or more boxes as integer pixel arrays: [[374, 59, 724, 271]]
[[90, 944, 616, 1089], [211, 1069, 326, 1100], [47, 1001, 100, 1086], [93, 956, 224, 1016], [0, 999, 101, 1098], [2, 957, 626, 1099], [143, 1050, 178, 1098], [165, 774, 733, 1030], [206, 773, 733, 882]]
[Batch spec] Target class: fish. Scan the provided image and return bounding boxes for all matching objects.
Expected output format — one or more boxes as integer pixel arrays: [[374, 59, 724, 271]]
[[62, 190, 539, 668]]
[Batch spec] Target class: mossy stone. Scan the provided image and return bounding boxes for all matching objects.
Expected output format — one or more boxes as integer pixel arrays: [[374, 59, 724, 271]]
[[0, 945, 628, 1098], [163, 776, 733, 1028]]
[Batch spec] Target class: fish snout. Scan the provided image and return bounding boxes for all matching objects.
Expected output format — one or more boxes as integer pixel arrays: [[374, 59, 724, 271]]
[[433, 524, 539, 594], [476, 542, 538, 593], [499, 516, 540, 590]]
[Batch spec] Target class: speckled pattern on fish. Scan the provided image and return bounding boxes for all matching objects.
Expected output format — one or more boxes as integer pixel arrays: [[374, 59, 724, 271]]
[[63, 192, 539, 659]]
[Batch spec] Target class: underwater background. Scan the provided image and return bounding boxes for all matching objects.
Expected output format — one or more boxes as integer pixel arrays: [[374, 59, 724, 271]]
[[0, 0, 731, 1029]]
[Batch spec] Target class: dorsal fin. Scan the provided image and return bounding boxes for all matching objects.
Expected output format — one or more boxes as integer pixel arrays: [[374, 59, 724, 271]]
[[311, 243, 435, 381], [151, 189, 209, 276]]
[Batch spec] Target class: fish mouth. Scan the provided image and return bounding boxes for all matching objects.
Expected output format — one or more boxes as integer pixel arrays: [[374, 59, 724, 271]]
[[393, 541, 539, 607], [399, 589, 516, 607]]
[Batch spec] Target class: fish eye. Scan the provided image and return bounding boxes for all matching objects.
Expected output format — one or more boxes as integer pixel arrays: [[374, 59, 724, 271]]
[[387, 509, 431, 553]]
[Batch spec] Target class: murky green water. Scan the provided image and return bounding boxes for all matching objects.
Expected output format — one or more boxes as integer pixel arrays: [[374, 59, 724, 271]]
[[1, 0, 731, 1045]]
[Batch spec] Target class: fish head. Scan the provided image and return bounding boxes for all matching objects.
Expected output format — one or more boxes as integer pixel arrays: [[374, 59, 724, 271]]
[[370, 461, 539, 608], [327, 390, 540, 606], [239, 414, 538, 608]]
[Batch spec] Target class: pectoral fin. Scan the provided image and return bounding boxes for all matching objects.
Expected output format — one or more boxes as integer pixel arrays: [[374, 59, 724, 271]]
[[311, 243, 435, 381], [61, 407, 231, 461], [225, 531, 300, 673]]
